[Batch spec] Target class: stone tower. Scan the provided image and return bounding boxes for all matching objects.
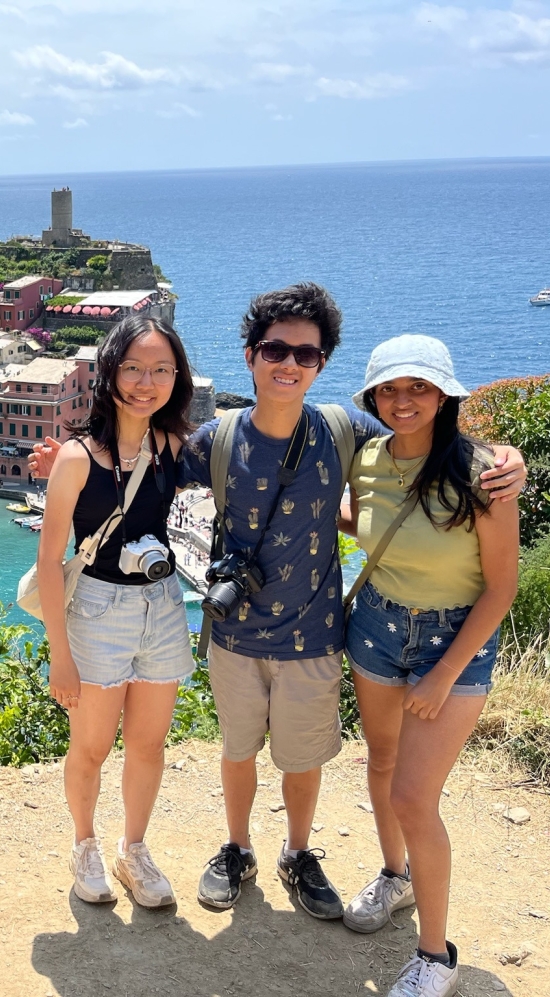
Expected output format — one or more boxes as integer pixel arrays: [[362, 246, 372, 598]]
[[42, 187, 86, 246]]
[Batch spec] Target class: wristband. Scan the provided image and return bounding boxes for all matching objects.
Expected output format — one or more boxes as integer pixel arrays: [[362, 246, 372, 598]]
[[438, 657, 462, 674]]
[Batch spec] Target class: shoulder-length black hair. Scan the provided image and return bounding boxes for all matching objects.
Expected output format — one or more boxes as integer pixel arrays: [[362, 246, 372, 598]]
[[364, 392, 493, 530], [67, 315, 194, 448]]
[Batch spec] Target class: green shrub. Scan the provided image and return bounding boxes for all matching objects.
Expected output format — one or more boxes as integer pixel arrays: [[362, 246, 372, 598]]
[[87, 254, 109, 273], [501, 533, 550, 648], [460, 375, 550, 546], [46, 294, 85, 308], [55, 325, 103, 345]]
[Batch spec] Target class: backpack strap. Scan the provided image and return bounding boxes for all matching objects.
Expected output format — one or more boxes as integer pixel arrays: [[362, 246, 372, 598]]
[[209, 409, 242, 518], [318, 404, 356, 498]]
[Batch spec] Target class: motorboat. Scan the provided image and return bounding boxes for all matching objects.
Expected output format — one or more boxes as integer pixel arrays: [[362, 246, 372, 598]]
[[5, 502, 31, 513], [26, 491, 46, 513], [529, 288, 550, 306], [13, 515, 42, 528]]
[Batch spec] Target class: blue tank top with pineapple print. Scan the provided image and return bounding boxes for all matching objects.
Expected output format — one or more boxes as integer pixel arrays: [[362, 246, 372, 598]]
[[177, 404, 382, 660]]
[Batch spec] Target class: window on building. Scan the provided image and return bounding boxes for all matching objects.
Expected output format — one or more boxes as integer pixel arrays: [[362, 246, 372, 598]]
[[89, 363, 95, 372], [0, 425, 3, 437], [36, 426, 43, 439], [48, 285, 52, 293], [4, 291, 10, 300], [61, 384, 65, 392], [29, 309, 34, 319], [0, 463, 5, 474], [22, 425, 28, 437], [72, 399, 77, 409], [17, 311, 25, 321], [18, 346, 26, 353], [26, 382, 33, 388], [9, 424, 16, 436], [3, 311, 10, 320], [8, 404, 20, 414], [39, 285, 44, 295], [36, 406, 42, 416], [15, 384, 21, 393], [0, 403, 2, 412], [72, 379, 76, 388], [79, 398, 83, 407], [14, 291, 20, 299], [55, 425, 60, 439], [41, 385, 48, 394], [87, 399, 92, 409], [56, 405, 61, 416], [21, 405, 30, 416], [88, 379, 94, 389], [11, 464, 20, 476]]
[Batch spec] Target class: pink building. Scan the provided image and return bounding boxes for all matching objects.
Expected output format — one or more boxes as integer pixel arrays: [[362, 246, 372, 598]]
[[0, 349, 96, 480], [0, 275, 64, 333]]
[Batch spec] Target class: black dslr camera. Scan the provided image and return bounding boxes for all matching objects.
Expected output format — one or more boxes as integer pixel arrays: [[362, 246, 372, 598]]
[[201, 552, 264, 622]]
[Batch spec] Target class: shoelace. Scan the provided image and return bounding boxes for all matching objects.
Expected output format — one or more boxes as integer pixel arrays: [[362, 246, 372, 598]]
[[357, 871, 407, 929], [126, 844, 163, 883], [393, 957, 436, 997], [207, 845, 248, 883], [287, 848, 329, 889], [80, 841, 107, 879]]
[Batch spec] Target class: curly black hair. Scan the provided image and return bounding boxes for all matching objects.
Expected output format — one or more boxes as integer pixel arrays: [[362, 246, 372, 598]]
[[241, 282, 342, 360]]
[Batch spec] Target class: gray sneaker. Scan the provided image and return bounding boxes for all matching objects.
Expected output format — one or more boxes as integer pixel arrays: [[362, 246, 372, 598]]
[[343, 868, 414, 933], [198, 843, 258, 909]]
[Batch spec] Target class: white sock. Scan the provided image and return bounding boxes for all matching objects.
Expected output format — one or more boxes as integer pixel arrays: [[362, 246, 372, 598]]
[[238, 846, 253, 856], [283, 845, 300, 860]]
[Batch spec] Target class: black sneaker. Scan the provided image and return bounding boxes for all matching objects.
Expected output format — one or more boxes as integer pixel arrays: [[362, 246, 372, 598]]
[[277, 846, 344, 920], [198, 843, 257, 909]]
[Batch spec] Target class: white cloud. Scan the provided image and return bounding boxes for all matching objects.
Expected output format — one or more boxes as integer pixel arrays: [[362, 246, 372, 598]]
[[469, 11, 550, 64], [13, 45, 178, 90], [315, 73, 410, 100], [0, 109, 35, 126], [157, 102, 201, 119], [0, 4, 25, 18], [63, 117, 88, 128], [250, 62, 313, 83]]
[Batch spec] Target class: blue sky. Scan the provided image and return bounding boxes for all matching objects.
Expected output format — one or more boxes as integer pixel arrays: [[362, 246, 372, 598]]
[[0, 0, 549, 173]]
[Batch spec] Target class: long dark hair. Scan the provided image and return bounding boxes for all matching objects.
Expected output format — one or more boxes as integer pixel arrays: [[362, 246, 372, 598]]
[[67, 315, 194, 447], [364, 393, 492, 530]]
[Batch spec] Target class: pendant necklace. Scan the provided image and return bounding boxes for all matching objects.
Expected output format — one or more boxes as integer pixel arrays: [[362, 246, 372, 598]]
[[389, 439, 428, 488], [120, 428, 150, 468]]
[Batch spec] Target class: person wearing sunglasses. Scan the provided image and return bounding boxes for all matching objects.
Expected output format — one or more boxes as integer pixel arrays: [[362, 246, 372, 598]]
[[29, 286, 526, 926], [34, 315, 195, 909]]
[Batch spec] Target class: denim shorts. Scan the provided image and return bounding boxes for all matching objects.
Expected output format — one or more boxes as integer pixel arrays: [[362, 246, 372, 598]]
[[345, 580, 498, 696], [66, 572, 195, 688]]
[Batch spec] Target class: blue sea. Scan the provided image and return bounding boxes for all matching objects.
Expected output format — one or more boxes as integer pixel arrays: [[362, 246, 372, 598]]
[[1, 158, 549, 622]]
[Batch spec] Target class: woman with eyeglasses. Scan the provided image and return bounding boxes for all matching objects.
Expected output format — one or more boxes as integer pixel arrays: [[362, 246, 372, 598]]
[[340, 335, 519, 997], [37, 315, 195, 908]]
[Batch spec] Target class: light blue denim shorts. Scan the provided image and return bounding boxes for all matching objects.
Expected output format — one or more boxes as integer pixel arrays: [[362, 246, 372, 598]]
[[66, 572, 195, 687], [345, 580, 498, 696]]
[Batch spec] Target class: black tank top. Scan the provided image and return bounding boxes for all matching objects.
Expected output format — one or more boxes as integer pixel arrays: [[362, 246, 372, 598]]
[[73, 436, 177, 585]]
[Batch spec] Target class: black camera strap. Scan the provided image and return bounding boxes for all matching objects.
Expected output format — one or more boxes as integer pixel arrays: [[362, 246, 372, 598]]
[[198, 409, 309, 659], [250, 408, 309, 562], [108, 421, 167, 547]]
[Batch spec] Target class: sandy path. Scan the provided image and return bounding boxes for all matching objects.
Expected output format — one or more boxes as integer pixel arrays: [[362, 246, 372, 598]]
[[0, 741, 548, 997]]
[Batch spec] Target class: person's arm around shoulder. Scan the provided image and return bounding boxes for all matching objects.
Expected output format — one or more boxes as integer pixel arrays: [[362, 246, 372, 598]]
[[37, 440, 91, 708], [481, 444, 526, 501]]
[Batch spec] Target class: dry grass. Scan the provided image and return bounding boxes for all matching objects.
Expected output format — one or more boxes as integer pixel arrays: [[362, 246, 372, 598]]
[[468, 635, 550, 784]]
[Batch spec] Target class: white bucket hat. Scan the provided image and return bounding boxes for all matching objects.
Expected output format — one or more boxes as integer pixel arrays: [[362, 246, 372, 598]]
[[351, 334, 470, 410]]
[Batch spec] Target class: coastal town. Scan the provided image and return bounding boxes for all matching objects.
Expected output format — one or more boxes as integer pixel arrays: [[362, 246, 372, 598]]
[[0, 187, 217, 594]]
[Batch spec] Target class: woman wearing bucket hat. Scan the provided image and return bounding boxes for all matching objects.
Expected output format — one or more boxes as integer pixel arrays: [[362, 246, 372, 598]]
[[340, 335, 519, 997]]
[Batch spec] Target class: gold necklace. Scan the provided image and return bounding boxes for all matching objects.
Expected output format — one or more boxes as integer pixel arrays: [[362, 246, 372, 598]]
[[389, 438, 428, 488]]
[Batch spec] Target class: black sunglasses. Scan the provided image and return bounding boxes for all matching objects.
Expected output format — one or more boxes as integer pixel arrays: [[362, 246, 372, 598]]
[[253, 340, 326, 368]]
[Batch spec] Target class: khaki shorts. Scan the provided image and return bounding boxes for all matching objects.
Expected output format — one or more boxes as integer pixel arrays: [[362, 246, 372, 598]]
[[207, 642, 343, 773]]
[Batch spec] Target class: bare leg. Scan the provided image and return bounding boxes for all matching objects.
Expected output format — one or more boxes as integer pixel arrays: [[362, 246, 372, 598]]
[[353, 671, 407, 873], [282, 767, 322, 851], [121, 680, 179, 846], [64, 683, 127, 843], [221, 753, 258, 849], [391, 694, 486, 954]]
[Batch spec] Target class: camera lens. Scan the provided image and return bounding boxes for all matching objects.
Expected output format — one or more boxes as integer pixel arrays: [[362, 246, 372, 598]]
[[202, 578, 246, 621], [139, 551, 171, 580]]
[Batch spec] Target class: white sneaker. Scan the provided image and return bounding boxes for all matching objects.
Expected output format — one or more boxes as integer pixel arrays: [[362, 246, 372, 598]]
[[112, 838, 176, 907], [69, 837, 117, 903], [387, 945, 458, 997], [343, 868, 414, 933]]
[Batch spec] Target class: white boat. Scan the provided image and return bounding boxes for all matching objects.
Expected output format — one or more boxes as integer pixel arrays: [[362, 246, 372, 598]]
[[529, 288, 550, 306], [13, 515, 42, 528], [26, 491, 46, 513]]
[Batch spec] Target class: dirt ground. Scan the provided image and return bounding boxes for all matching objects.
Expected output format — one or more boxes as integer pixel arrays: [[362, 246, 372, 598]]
[[1, 740, 549, 997]]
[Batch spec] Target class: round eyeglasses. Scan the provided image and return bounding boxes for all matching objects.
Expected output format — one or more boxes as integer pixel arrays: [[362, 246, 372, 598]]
[[253, 340, 325, 368], [118, 361, 178, 385]]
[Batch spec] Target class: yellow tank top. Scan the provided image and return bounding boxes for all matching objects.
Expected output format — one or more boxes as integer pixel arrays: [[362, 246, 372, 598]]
[[350, 436, 493, 611]]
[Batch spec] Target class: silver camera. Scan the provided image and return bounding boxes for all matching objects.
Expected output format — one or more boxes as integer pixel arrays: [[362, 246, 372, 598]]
[[119, 534, 171, 581]]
